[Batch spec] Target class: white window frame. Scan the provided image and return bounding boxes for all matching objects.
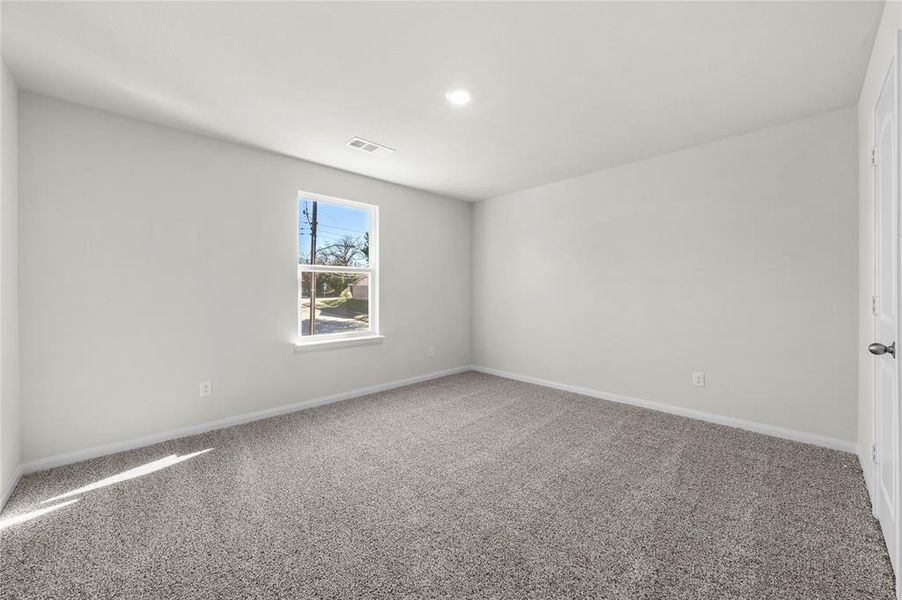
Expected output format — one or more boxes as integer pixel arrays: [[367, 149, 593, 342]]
[[296, 190, 379, 347]]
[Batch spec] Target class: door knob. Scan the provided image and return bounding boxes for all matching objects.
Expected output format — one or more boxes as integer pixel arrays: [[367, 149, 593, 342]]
[[869, 342, 896, 358]]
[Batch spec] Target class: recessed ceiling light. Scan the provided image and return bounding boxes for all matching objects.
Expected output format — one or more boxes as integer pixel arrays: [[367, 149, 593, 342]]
[[445, 89, 472, 106]]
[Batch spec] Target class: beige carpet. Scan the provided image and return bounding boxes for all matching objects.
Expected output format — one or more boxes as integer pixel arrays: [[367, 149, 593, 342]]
[[0, 371, 894, 599]]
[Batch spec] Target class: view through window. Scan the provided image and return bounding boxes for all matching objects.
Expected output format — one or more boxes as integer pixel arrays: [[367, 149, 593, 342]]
[[298, 193, 376, 341]]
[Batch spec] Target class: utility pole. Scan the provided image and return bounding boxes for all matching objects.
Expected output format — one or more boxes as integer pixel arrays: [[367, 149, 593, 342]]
[[308, 201, 318, 335]]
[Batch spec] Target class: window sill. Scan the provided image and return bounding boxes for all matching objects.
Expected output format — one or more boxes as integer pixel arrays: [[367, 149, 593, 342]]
[[292, 335, 385, 353]]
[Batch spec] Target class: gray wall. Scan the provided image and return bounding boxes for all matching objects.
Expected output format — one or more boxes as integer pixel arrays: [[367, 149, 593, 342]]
[[1, 61, 20, 502], [473, 107, 858, 443], [18, 93, 472, 462]]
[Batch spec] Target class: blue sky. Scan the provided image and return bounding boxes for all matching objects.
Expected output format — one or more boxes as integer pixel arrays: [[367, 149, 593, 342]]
[[298, 197, 368, 263]]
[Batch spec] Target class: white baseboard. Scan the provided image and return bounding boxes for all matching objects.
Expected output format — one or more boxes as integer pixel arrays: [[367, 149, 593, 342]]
[[21, 365, 473, 475], [1, 464, 23, 511], [473, 365, 857, 454], [16, 363, 858, 481]]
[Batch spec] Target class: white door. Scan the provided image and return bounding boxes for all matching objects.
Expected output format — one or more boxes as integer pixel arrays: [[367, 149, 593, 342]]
[[872, 56, 899, 573]]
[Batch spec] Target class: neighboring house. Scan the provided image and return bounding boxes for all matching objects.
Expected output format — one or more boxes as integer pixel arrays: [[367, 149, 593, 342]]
[[349, 274, 369, 300]]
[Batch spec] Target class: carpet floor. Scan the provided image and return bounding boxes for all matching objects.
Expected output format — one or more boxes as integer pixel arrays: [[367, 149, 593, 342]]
[[0, 371, 894, 599]]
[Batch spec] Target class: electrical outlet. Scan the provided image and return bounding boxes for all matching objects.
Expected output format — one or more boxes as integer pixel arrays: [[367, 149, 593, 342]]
[[692, 372, 705, 388], [427, 346, 436, 358], [199, 381, 212, 398]]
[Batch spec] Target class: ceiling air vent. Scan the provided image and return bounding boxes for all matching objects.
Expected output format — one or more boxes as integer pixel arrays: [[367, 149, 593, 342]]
[[346, 137, 395, 157]]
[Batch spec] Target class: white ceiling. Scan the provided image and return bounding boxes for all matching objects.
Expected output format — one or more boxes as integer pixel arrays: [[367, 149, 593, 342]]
[[1, 1, 884, 201]]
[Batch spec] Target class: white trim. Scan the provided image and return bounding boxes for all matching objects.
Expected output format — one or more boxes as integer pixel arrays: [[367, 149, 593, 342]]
[[16, 364, 860, 486], [1, 465, 23, 511], [292, 334, 385, 352], [300, 264, 373, 274], [473, 366, 857, 454], [21, 365, 472, 475], [296, 189, 376, 212], [896, 31, 902, 600]]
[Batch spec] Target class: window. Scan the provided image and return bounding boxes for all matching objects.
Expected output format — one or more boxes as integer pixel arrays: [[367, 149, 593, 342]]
[[297, 192, 378, 343]]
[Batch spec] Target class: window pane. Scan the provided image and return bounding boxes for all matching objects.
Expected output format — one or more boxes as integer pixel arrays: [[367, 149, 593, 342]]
[[298, 198, 370, 267], [299, 271, 370, 336]]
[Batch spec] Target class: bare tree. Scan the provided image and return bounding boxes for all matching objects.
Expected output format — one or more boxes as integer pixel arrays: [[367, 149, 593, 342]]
[[317, 234, 366, 267]]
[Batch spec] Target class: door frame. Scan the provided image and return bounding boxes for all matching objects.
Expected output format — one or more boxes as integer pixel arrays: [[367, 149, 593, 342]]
[[870, 29, 902, 598], [896, 31, 902, 598]]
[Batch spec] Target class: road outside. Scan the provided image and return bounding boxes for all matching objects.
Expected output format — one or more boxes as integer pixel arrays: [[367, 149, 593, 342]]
[[300, 296, 369, 335]]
